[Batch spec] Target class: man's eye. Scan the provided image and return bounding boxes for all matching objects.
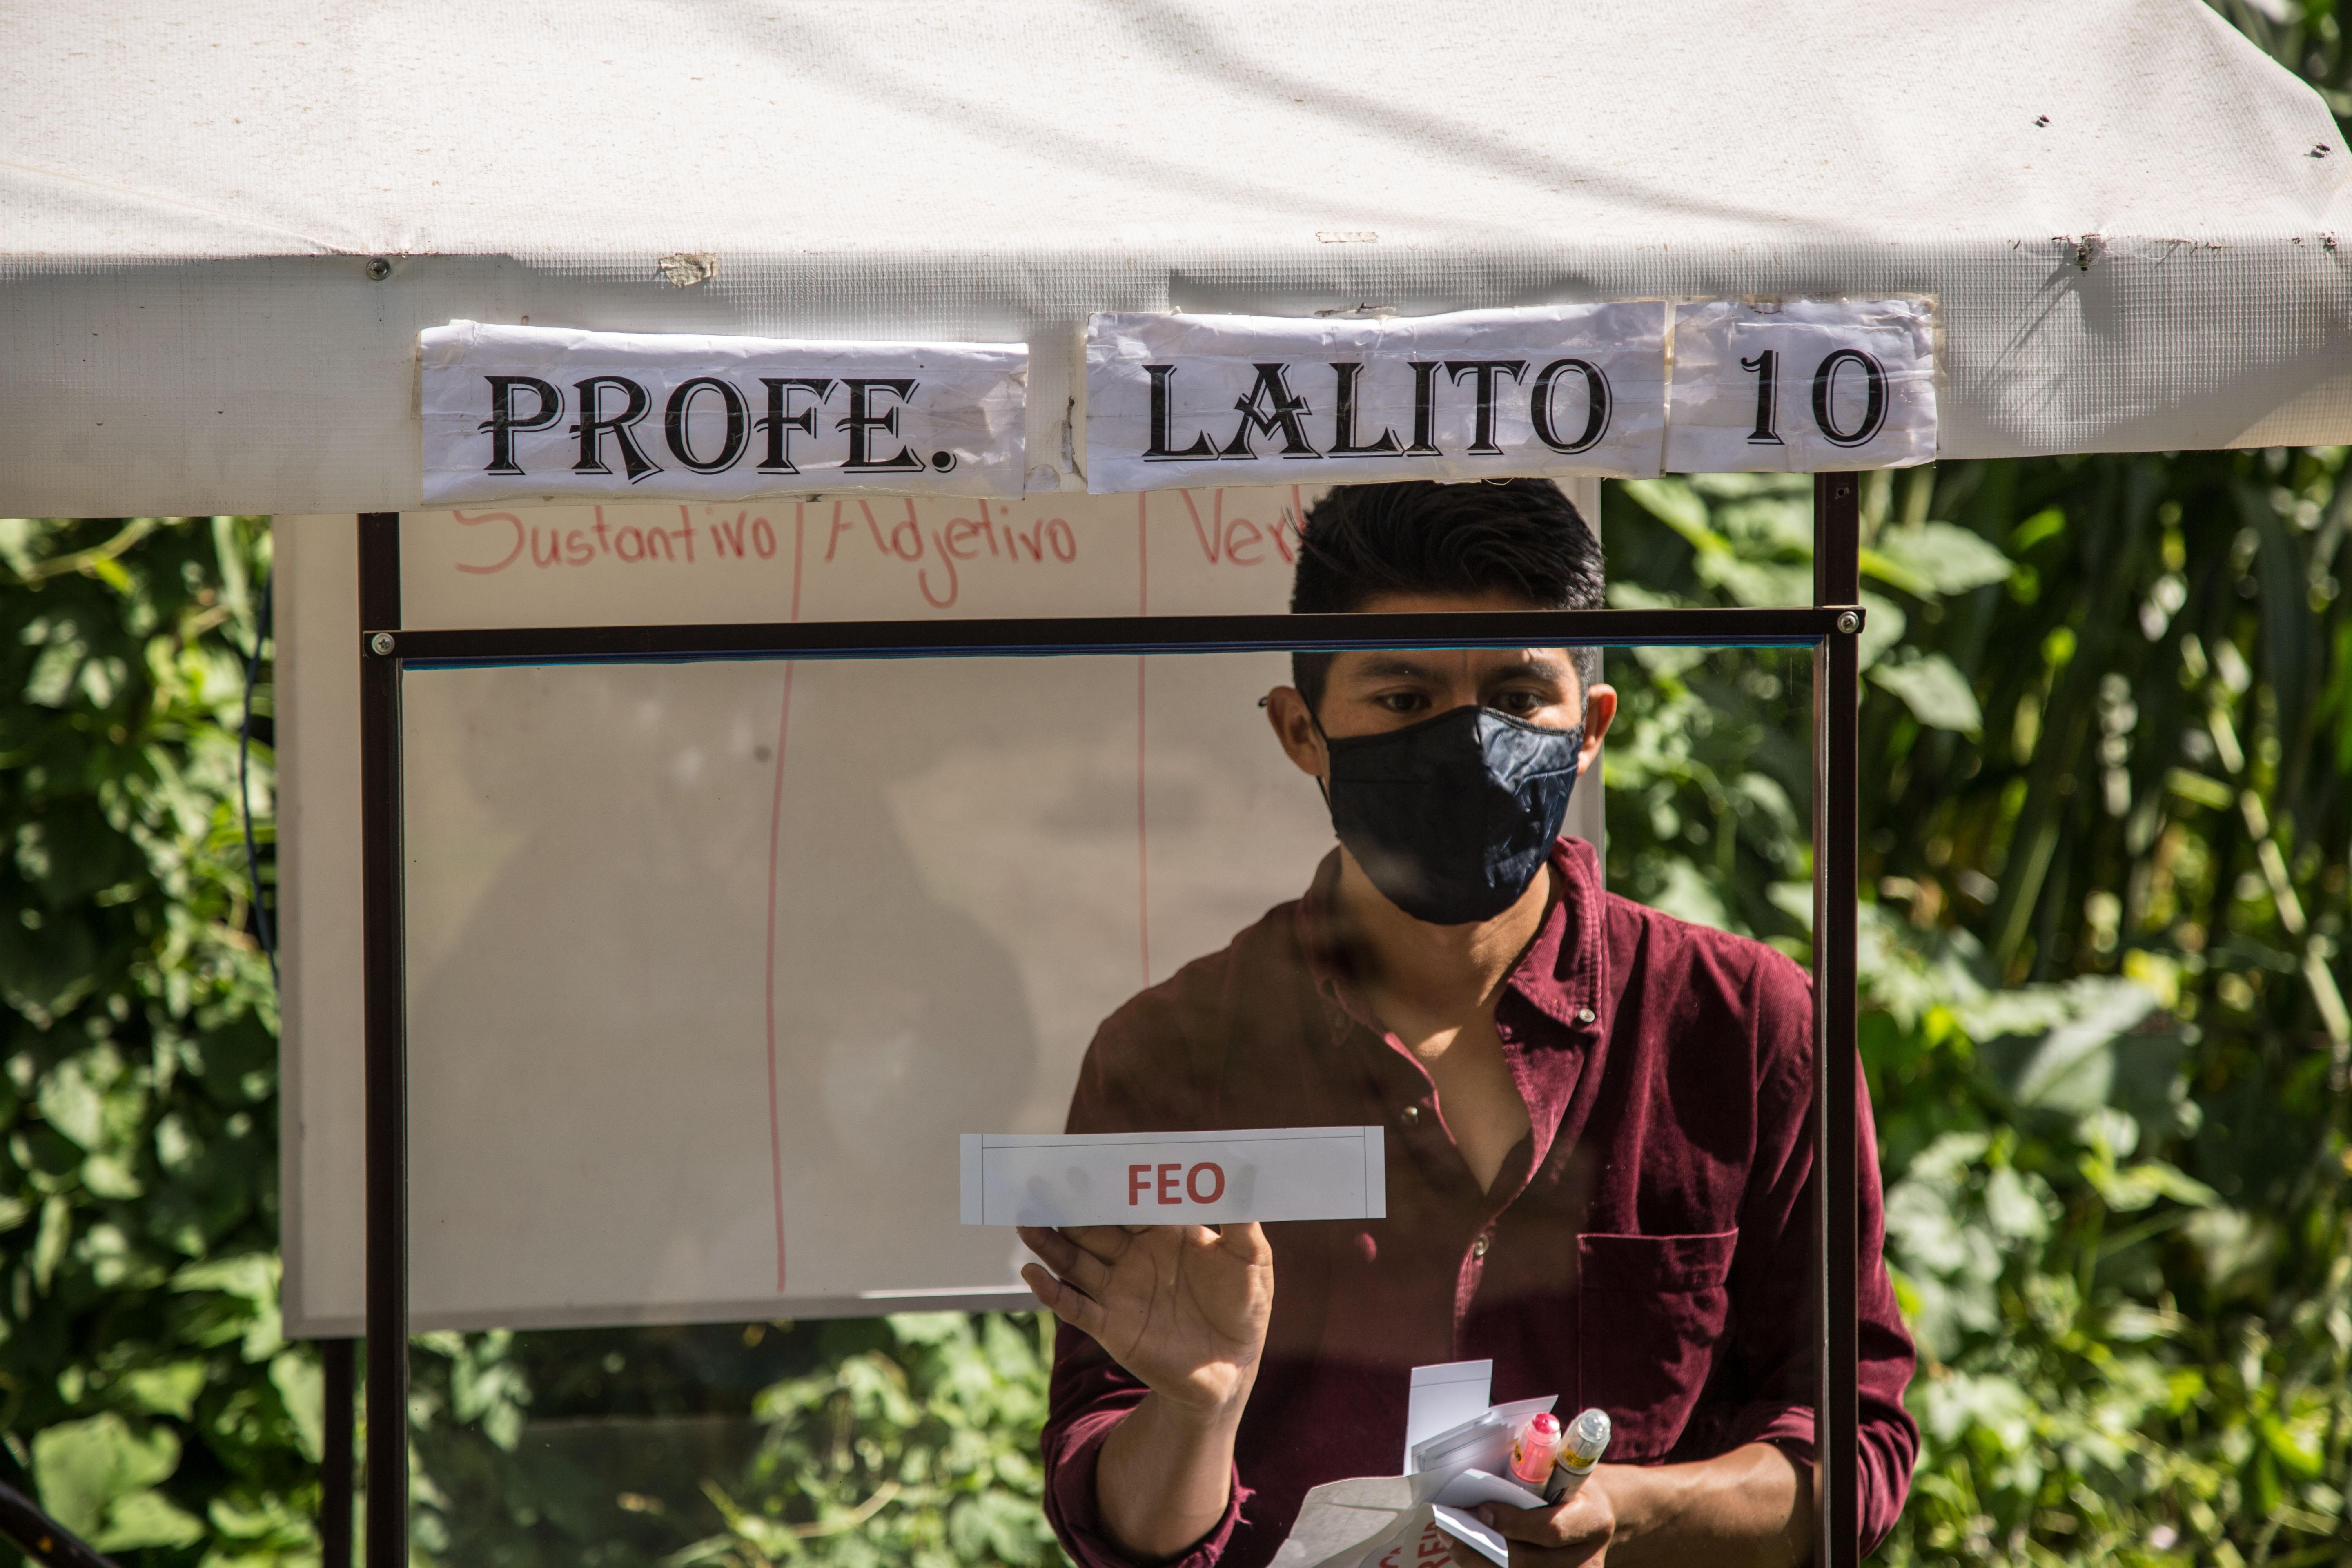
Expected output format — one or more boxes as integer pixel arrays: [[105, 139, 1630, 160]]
[[1376, 692, 1426, 713], [1492, 691, 1542, 714]]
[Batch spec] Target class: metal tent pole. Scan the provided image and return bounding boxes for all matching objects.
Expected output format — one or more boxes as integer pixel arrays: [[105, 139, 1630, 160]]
[[356, 514, 408, 1568], [1812, 473, 1863, 1568]]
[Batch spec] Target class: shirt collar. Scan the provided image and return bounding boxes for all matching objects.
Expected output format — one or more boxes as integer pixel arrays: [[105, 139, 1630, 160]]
[[1294, 837, 1609, 1045]]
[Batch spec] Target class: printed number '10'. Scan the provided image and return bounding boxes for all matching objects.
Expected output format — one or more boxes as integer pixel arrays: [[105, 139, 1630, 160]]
[[1740, 347, 1889, 449]]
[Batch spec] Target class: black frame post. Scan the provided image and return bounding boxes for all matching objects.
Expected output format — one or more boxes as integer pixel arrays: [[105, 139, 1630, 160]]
[[357, 514, 407, 1568], [321, 1337, 354, 1568], [349, 507, 1869, 1568], [1813, 473, 1863, 1568]]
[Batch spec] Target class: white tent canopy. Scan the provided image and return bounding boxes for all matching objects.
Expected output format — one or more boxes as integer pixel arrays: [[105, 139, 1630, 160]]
[[4, 0, 2348, 516]]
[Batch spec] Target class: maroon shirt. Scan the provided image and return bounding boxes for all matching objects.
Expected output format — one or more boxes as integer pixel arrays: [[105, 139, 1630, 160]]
[[1041, 838, 1917, 1566]]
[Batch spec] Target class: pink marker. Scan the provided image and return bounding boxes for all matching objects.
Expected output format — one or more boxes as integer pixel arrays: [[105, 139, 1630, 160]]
[[1508, 1411, 1562, 1485]]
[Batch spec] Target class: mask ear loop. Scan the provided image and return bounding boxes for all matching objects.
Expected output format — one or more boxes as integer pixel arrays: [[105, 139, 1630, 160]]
[[1265, 695, 1336, 808], [1307, 709, 1334, 807]]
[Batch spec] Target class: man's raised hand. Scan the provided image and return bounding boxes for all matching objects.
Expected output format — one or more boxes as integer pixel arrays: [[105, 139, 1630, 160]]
[[1018, 1222, 1274, 1414]]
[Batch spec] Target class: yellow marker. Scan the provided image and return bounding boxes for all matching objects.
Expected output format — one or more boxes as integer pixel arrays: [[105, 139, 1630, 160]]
[[1543, 1408, 1612, 1504]]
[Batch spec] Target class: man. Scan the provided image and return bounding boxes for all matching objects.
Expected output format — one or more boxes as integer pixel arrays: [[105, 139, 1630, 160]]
[[1020, 479, 1916, 1567]]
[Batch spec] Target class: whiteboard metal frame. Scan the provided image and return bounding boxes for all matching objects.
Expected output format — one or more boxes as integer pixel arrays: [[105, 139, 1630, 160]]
[[351, 489, 1868, 1568]]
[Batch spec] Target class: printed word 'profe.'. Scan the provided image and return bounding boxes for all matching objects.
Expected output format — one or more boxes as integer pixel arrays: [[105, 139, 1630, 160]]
[[421, 321, 1028, 505]]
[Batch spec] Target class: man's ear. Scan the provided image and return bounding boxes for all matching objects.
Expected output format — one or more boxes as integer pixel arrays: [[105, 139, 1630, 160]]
[[1263, 686, 1328, 780], [1579, 683, 1617, 776]]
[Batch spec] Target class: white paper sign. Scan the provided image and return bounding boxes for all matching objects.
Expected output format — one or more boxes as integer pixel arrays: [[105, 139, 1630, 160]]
[[960, 1127, 1385, 1227], [1665, 298, 1937, 473], [1403, 1359, 1493, 1474], [1410, 1396, 1557, 1478], [421, 321, 1027, 505], [1085, 305, 1668, 494]]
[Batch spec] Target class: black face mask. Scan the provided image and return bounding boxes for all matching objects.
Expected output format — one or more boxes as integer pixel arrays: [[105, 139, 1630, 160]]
[[1318, 705, 1584, 926]]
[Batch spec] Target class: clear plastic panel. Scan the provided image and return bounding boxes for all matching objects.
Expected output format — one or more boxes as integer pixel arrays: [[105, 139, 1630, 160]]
[[397, 641, 1817, 1566], [403, 650, 1331, 1324]]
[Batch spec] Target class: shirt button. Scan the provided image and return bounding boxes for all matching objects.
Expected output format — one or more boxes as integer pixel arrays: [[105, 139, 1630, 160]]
[[1577, 1007, 1597, 1026], [1471, 1234, 1490, 1259], [1400, 1105, 1421, 1127]]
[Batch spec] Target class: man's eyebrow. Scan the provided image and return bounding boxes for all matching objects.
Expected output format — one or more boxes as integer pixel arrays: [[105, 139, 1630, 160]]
[[1484, 653, 1574, 682], [1341, 650, 1575, 683], [1348, 654, 1444, 681]]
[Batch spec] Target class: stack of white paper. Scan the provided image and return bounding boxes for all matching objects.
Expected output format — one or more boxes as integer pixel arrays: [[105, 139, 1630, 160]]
[[1268, 1361, 1556, 1568]]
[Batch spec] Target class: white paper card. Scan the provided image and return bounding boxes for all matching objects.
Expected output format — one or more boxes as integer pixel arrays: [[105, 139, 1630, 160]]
[[1410, 1395, 1558, 1477], [1431, 1505, 1519, 1567], [1267, 1471, 1546, 1568], [1432, 1470, 1550, 1567], [960, 1127, 1385, 1227], [1434, 1470, 1550, 1512], [1665, 298, 1937, 473], [1403, 1359, 1492, 1473], [1263, 1474, 1425, 1568], [421, 321, 1027, 504], [1085, 304, 1668, 493], [1271, 1369, 1559, 1568]]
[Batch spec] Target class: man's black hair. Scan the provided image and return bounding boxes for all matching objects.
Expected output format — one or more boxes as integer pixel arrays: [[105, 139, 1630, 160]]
[[1289, 479, 1605, 713]]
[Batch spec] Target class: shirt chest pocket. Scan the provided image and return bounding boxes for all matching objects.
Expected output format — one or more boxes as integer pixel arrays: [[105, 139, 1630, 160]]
[[1575, 1230, 1738, 1460]]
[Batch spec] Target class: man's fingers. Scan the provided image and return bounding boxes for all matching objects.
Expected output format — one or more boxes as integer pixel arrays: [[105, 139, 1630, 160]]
[[1214, 1219, 1272, 1265], [1015, 1225, 1084, 1276], [1016, 1226, 1116, 1297], [1477, 1498, 1606, 1552], [1057, 1223, 1145, 1265], [1020, 1263, 1109, 1341]]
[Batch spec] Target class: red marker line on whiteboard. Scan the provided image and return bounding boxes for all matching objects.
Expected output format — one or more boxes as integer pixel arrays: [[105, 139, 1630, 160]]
[[1136, 489, 1152, 988], [759, 506, 807, 1292]]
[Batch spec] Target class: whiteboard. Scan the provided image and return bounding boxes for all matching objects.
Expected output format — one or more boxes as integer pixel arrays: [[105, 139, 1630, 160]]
[[278, 483, 1603, 1334]]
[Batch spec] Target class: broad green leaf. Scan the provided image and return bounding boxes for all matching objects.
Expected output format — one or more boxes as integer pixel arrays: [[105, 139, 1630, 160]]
[[93, 1489, 206, 1552], [1871, 521, 2015, 595], [1647, 860, 1734, 932], [31, 1413, 180, 1537], [1870, 653, 1984, 735], [122, 1360, 207, 1420], [269, 1351, 326, 1462], [33, 1192, 71, 1290], [1697, 552, 1813, 607], [82, 1153, 144, 1199], [2262, 1413, 2326, 1480], [172, 1251, 278, 1303], [35, 1058, 105, 1149], [1619, 477, 1717, 544], [1856, 591, 1906, 669]]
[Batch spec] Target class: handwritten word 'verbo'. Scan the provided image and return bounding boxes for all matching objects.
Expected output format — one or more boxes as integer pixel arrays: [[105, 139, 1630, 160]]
[[1128, 1161, 1227, 1207]]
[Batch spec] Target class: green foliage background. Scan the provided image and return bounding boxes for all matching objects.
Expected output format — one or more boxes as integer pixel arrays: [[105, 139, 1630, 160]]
[[6, 10, 2352, 1565], [5, 455, 2349, 1568]]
